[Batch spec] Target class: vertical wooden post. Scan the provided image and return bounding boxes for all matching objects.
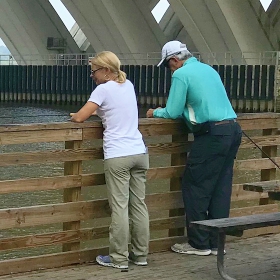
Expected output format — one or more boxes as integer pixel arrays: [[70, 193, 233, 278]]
[[259, 128, 278, 205], [169, 133, 189, 237], [274, 52, 280, 112], [62, 140, 82, 252]]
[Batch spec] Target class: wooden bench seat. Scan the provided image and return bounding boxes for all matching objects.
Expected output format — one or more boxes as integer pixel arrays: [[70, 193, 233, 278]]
[[191, 212, 280, 280], [243, 180, 280, 201]]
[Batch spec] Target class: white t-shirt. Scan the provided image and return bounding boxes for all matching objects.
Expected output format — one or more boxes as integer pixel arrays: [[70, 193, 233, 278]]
[[88, 80, 146, 159]]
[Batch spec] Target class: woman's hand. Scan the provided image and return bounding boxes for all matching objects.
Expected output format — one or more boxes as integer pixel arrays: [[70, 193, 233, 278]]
[[69, 102, 99, 123]]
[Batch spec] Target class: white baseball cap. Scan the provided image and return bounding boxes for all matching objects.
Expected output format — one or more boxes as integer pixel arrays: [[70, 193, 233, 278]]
[[157, 40, 190, 67]]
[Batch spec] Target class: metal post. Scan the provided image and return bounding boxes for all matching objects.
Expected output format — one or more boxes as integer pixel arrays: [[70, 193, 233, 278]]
[[217, 232, 236, 280]]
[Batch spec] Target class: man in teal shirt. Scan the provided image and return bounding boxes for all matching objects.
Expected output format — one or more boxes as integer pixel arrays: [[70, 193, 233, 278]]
[[147, 41, 242, 256]]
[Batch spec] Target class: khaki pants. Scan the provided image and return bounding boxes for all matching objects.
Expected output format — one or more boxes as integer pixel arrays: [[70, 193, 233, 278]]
[[104, 153, 149, 266]]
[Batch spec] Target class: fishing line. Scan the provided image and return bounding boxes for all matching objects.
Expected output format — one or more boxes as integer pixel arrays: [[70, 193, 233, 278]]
[[242, 130, 280, 170]]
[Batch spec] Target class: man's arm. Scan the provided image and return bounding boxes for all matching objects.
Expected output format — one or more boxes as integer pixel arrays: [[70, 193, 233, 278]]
[[148, 76, 188, 119]]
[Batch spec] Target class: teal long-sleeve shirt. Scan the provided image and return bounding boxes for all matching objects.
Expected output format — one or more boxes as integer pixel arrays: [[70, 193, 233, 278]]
[[153, 57, 237, 131]]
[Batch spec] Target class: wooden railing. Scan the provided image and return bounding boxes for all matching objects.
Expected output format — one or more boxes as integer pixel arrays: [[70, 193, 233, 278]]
[[0, 114, 279, 275]]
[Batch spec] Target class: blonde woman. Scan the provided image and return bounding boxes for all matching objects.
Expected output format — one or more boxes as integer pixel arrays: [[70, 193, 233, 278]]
[[71, 51, 149, 269]]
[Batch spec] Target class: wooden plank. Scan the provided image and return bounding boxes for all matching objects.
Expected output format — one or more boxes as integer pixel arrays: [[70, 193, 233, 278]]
[[0, 247, 107, 276], [0, 236, 185, 276], [1, 203, 275, 252], [231, 184, 268, 201], [0, 229, 86, 252], [82, 127, 103, 140], [237, 224, 280, 239], [225, 205, 280, 239], [236, 113, 280, 120], [0, 200, 109, 230], [234, 157, 280, 170], [148, 142, 189, 155], [146, 191, 183, 212], [243, 180, 280, 192], [63, 140, 82, 251], [0, 114, 279, 134], [261, 128, 277, 180], [238, 117, 280, 130], [260, 128, 278, 204], [0, 121, 103, 133], [0, 166, 185, 194], [0, 143, 187, 167], [81, 173, 106, 187], [240, 135, 280, 149], [230, 204, 279, 217], [192, 209, 280, 232], [139, 121, 189, 137], [0, 148, 103, 166], [0, 216, 185, 252], [81, 165, 185, 187], [147, 165, 185, 180], [0, 175, 82, 194], [169, 134, 188, 237], [0, 192, 183, 230], [0, 129, 82, 145]]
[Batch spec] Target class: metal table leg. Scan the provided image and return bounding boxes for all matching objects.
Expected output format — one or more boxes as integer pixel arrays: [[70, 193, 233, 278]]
[[217, 232, 236, 280]]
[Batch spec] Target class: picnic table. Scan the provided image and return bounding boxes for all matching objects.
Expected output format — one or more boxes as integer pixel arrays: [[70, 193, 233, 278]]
[[243, 180, 280, 201], [189, 180, 280, 280]]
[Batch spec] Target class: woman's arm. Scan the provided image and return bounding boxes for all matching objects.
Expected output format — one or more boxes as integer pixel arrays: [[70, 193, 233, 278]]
[[70, 101, 99, 123]]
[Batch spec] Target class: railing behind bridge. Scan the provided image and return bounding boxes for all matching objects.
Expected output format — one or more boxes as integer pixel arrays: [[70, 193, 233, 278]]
[[0, 64, 276, 112], [1, 51, 279, 66]]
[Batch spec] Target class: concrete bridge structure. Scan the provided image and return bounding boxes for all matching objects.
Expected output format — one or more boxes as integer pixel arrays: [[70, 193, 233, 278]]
[[0, 0, 279, 65]]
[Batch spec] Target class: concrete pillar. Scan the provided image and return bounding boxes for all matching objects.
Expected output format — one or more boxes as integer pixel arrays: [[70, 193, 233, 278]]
[[166, 0, 276, 64], [167, 0, 244, 64], [62, 0, 166, 64], [0, 0, 80, 65], [267, 0, 280, 48]]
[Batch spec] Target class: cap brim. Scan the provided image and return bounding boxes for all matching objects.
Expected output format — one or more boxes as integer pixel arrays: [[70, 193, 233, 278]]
[[157, 58, 165, 67]]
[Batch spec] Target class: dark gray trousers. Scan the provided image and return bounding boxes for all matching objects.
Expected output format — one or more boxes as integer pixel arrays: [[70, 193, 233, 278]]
[[182, 120, 242, 250]]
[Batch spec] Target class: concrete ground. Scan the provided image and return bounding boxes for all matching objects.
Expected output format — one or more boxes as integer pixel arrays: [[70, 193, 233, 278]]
[[0, 233, 280, 280]]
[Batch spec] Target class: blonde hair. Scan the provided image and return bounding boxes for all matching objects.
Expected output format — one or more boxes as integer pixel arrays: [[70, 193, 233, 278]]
[[90, 51, 126, 84]]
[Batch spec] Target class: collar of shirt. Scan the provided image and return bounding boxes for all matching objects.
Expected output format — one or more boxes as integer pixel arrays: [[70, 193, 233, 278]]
[[183, 57, 198, 66]]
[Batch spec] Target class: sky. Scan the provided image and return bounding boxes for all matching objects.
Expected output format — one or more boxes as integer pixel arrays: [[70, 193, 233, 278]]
[[0, 0, 274, 47]]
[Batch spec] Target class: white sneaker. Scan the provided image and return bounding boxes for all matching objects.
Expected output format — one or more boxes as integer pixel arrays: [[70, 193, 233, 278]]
[[211, 249, 226, 256], [171, 243, 211, 256], [129, 259, 148, 266], [128, 253, 148, 266]]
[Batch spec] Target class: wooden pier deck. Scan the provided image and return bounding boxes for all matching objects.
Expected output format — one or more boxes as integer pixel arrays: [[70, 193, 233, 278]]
[[1, 233, 280, 280]]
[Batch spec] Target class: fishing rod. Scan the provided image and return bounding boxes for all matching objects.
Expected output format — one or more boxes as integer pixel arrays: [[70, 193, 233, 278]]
[[242, 130, 280, 170]]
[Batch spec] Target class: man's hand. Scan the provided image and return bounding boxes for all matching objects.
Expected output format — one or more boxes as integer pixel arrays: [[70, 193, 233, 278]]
[[146, 109, 155, 118], [146, 107, 162, 118]]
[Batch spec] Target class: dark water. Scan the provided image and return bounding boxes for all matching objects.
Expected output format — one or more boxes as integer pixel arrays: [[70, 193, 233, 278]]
[[0, 103, 150, 124]]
